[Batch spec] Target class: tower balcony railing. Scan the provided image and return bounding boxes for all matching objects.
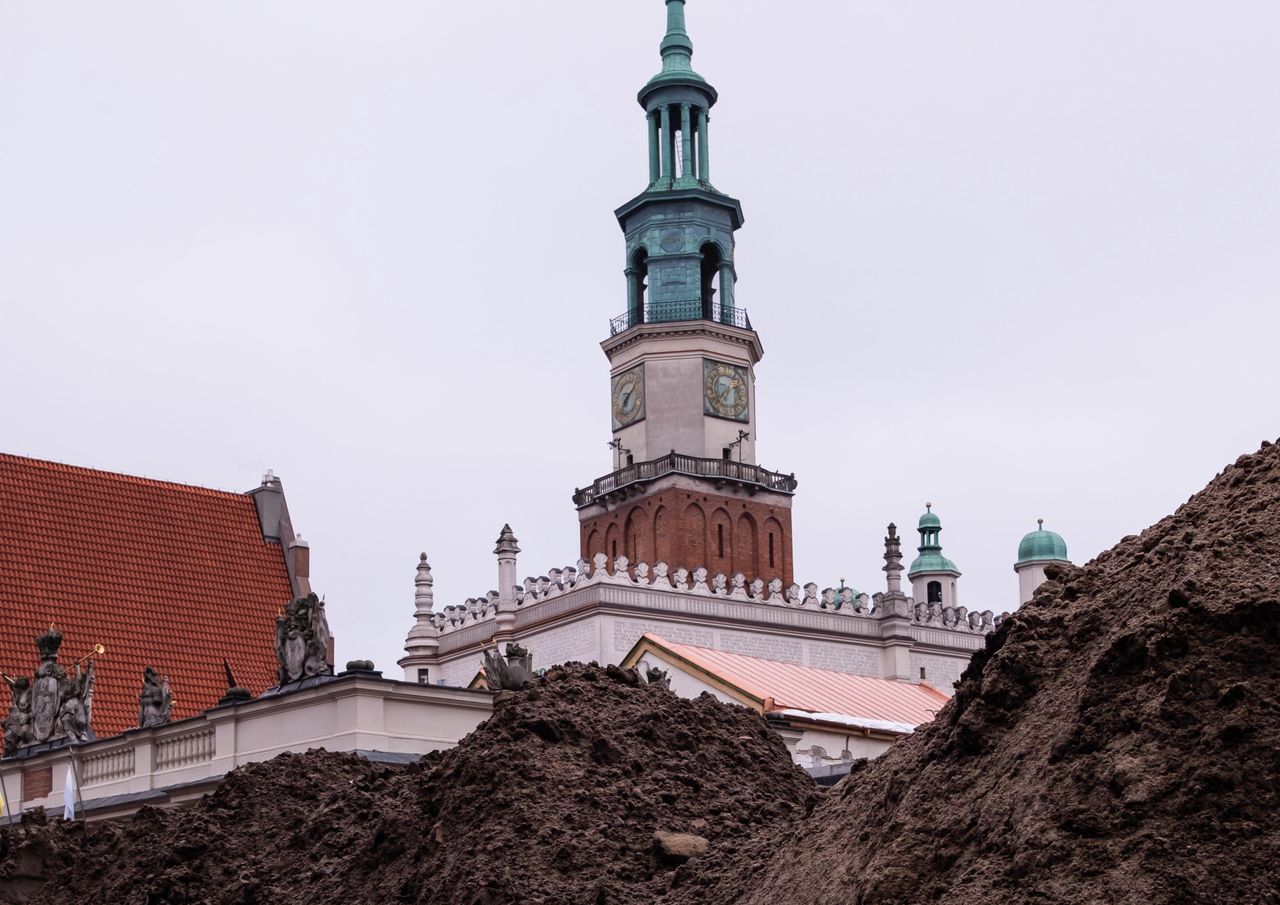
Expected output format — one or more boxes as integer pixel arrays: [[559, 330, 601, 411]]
[[573, 451, 797, 508], [609, 301, 751, 336]]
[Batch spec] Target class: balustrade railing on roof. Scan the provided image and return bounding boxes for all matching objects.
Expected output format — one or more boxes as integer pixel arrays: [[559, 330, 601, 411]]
[[609, 301, 751, 336], [573, 451, 796, 507]]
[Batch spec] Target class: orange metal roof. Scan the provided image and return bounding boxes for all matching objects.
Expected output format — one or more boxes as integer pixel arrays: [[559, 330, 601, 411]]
[[0, 453, 295, 739], [641, 634, 950, 729]]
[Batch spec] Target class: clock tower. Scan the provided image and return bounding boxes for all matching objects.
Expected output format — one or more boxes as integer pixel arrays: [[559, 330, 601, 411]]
[[574, 0, 797, 585]]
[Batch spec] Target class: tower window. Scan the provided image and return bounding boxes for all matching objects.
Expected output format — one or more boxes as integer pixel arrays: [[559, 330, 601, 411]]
[[612, 539, 618, 560], [722, 447, 731, 461], [919, 667, 927, 680], [417, 668, 430, 685], [927, 580, 942, 604], [700, 243, 723, 321], [629, 249, 649, 327], [717, 524, 725, 559], [768, 533, 775, 569]]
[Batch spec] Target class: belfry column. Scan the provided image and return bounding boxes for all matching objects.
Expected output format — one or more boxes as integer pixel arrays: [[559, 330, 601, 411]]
[[697, 107, 710, 183], [648, 112, 661, 183], [660, 106, 674, 186], [680, 104, 694, 180]]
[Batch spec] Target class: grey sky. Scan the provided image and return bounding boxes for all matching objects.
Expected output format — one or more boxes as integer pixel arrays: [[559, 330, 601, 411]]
[[2, 2, 1277, 677]]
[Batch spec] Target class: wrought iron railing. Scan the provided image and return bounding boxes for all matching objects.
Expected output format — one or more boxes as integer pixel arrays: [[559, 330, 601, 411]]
[[573, 451, 797, 507], [609, 302, 751, 336]]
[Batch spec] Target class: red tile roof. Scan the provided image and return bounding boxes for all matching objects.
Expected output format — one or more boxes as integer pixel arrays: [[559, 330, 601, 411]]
[[637, 634, 951, 730], [0, 453, 295, 739]]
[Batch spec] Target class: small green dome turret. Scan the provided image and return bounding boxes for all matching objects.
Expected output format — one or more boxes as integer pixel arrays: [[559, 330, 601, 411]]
[[1017, 519, 1070, 565], [908, 503, 960, 576]]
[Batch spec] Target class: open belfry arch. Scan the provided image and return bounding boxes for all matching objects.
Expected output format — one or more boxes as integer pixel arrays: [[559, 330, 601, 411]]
[[574, 0, 797, 586]]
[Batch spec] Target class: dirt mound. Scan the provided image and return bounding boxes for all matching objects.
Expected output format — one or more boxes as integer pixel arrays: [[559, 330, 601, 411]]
[[730, 441, 1280, 905], [1, 663, 817, 905]]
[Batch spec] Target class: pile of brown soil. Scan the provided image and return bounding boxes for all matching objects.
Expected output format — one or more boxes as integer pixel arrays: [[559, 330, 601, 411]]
[[728, 440, 1280, 904], [7, 441, 1280, 904], [1, 663, 817, 905]]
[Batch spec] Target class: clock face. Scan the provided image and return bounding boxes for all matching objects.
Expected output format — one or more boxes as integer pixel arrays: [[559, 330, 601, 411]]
[[660, 229, 684, 253], [703, 359, 750, 422], [611, 364, 646, 431]]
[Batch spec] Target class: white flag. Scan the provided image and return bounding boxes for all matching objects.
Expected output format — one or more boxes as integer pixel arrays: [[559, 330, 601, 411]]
[[63, 764, 76, 821]]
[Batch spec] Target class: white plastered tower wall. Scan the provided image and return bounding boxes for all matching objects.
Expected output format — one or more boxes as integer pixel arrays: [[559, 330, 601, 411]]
[[604, 321, 762, 464], [1016, 562, 1051, 605], [909, 571, 961, 609]]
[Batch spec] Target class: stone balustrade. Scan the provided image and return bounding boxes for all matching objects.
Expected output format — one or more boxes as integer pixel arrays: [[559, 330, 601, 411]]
[[0, 673, 493, 825]]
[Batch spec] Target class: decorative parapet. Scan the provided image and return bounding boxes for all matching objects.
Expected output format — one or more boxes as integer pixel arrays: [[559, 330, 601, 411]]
[[909, 599, 1000, 634], [572, 452, 797, 509], [428, 553, 1001, 638]]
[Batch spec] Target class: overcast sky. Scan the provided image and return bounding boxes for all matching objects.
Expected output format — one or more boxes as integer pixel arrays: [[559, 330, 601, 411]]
[[2, 2, 1277, 676]]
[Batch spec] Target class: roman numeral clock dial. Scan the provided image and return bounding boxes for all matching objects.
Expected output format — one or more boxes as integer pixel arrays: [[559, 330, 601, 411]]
[[703, 359, 749, 422], [611, 364, 646, 431]]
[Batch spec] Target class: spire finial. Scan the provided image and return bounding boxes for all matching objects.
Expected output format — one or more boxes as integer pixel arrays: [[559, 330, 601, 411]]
[[494, 524, 521, 557], [1037, 518, 1044, 529], [660, 0, 694, 73], [925, 501, 932, 511]]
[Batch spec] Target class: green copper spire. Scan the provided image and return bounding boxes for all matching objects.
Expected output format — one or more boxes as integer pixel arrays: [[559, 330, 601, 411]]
[[645, 0, 710, 90], [660, 0, 695, 73]]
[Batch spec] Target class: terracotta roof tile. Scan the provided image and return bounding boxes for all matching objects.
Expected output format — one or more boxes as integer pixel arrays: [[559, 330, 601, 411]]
[[0, 453, 294, 739], [643, 634, 951, 728]]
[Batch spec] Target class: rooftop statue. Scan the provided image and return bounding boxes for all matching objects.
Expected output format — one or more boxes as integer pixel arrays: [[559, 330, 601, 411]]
[[2, 676, 32, 756], [138, 666, 173, 728], [2, 627, 98, 756], [645, 666, 672, 690], [482, 643, 535, 691], [276, 594, 333, 685]]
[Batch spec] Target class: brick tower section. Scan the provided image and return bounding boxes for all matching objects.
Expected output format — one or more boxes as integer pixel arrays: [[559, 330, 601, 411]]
[[579, 487, 794, 586]]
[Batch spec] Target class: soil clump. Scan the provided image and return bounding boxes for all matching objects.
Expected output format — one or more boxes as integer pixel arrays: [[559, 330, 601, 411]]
[[726, 440, 1280, 904], [1, 663, 817, 905]]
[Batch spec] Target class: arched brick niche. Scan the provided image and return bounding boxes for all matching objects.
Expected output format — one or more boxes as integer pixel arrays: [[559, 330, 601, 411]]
[[579, 487, 793, 585]]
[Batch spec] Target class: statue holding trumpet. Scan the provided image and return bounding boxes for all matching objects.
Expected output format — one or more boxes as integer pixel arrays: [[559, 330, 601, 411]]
[[2, 627, 102, 757]]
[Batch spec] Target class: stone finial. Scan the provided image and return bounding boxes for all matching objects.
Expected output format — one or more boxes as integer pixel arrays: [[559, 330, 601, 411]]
[[494, 524, 521, 556], [219, 659, 252, 705], [883, 522, 904, 595], [403, 553, 440, 667], [495, 527, 521, 606], [415, 553, 435, 611]]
